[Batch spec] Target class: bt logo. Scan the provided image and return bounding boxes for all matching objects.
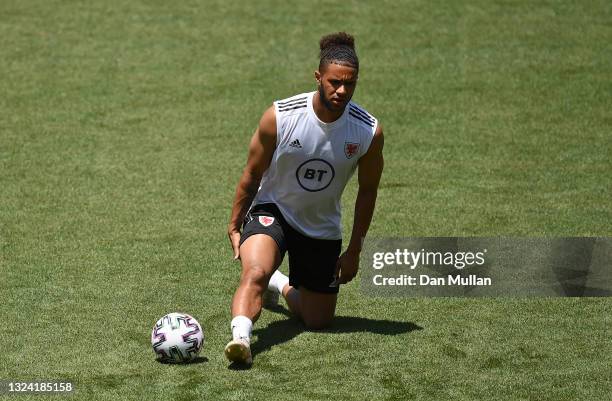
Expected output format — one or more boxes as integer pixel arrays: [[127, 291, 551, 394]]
[[296, 159, 335, 192]]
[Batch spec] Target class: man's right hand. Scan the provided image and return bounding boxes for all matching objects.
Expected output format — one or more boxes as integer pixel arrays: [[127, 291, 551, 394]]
[[228, 228, 242, 260]]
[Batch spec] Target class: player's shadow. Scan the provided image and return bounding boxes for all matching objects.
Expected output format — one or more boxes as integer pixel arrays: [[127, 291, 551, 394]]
[[250, 306, 422, 358]]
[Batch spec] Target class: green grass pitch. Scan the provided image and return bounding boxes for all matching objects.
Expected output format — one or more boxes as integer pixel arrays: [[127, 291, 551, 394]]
[[1, 1, 611, 400]]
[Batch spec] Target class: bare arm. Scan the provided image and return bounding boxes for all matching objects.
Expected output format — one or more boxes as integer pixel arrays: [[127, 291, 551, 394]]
[[348, 123, 384, 253], [336, 123, 384, 283], [227, 106, 277, 259]]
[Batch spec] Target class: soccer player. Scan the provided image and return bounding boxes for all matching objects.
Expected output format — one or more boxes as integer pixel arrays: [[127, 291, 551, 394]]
[[225, 32, 384, 365]]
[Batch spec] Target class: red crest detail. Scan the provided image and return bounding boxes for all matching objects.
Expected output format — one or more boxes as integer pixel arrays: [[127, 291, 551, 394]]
[[344, 142, 360, 159], [258, 216, 275, 227]]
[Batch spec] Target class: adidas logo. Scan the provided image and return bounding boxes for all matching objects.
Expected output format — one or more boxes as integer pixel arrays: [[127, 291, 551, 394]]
[[289, 139, 302, 148]]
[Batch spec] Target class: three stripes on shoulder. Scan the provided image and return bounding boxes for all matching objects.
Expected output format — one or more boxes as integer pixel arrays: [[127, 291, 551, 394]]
[[278, 97, 307, 112], [348, 105, 375, 127]]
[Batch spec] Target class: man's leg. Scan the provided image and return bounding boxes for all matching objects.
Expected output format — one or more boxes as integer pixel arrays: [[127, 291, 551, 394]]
[[226, 234, 281, 364], [267, 272, 337, 330], [266, 230, 341, 330], [284, 286, 337, 330]]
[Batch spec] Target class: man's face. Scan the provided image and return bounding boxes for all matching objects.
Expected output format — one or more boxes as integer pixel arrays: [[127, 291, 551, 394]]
[[315, 63, 358, 112]]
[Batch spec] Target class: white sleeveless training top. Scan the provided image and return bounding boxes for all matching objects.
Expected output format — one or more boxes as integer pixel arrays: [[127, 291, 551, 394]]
[[252, 91, 378, 240]]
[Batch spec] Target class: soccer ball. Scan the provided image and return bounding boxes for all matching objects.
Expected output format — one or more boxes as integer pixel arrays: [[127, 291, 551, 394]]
[[151, 312, 204, 363]]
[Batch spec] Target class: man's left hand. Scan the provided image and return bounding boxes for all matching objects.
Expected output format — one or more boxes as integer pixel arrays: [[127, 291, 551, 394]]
[[334, 249, 360, 285]]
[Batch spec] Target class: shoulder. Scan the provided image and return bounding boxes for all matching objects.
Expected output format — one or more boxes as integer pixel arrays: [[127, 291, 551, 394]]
[[369, 122, 384, 152], [256, 105, 277, 143], [358, 121, 384, 169]]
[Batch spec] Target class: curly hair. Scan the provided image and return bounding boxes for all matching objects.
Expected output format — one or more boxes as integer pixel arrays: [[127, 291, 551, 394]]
[[318, 32, 359, 70]]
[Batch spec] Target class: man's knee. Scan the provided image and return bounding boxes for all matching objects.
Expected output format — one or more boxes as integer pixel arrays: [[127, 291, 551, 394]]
[[302, 314, 334, 330], [298, 288, 337, 330], [240, 264, 271, 289]]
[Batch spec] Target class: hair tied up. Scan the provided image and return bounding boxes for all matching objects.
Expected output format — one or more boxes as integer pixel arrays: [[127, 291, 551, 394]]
[[319, 32, 355, 51]]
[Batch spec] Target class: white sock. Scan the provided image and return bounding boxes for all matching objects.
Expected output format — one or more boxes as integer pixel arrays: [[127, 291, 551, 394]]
[[268, 270, 289, 294], [231, 315, 252, 344]]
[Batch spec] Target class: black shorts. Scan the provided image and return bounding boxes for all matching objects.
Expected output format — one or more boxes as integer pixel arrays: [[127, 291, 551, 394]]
[[239, 203, 342, 294]]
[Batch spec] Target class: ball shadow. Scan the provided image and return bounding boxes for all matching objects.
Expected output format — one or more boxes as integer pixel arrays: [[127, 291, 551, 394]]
[[156, 356, 209, 365]]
